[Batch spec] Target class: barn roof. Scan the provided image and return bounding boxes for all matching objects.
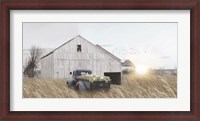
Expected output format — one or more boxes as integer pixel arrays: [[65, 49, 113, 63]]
[[122, 60, 135, 67], [40, 35, 78, 59], [40, 35, 121, 62], [95, 45, 121, 62]]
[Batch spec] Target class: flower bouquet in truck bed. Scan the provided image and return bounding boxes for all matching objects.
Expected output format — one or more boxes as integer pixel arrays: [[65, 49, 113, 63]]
[[76, 73, 111, 83]]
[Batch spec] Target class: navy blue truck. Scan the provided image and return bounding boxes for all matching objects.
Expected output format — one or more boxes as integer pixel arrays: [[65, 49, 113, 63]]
[[67, 69, 111, 91]]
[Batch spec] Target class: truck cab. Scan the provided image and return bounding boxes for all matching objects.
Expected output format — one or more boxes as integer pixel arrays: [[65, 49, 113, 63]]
[[72, 70, 92, 79]]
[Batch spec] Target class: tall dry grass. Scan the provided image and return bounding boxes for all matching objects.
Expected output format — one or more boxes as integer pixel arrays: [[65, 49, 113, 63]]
[[23, 73, 177, 98]]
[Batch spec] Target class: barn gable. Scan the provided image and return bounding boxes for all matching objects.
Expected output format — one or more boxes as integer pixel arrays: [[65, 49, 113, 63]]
[[41, 35, 121, 62], [122, 60, 135, 67], [41, 35, 122, 79]]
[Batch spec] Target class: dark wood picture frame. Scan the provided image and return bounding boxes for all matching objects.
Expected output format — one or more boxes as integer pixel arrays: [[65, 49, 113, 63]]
[[1, 0, 199, 121]]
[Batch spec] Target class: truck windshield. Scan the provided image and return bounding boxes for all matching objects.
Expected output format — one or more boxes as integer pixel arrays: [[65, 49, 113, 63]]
[[74, 70, 92, 76]]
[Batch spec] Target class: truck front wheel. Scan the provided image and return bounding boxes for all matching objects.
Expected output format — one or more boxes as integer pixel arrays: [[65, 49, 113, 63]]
[[67, 79, 74, 87], [76, 81, 86, 91]]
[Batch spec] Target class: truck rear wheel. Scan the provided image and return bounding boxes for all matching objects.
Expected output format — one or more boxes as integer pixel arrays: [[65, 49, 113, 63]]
[[76, 81, 86, 91]]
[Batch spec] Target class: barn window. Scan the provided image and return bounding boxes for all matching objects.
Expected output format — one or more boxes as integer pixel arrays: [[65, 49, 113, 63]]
[[77, 45, 81, 52]]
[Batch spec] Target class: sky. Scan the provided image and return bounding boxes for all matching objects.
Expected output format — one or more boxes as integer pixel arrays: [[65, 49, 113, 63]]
[[23, 23, 177, 69]]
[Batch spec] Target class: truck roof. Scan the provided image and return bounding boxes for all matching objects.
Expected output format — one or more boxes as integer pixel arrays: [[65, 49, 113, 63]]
[[73, 69, 92, 72]]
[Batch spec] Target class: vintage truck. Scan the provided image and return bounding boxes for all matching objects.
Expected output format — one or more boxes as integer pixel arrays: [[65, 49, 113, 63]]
[[67, 69, 111, 91]]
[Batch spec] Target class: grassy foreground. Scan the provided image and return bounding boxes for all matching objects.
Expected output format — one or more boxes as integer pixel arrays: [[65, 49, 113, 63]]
[[23, 74, 177, 98]]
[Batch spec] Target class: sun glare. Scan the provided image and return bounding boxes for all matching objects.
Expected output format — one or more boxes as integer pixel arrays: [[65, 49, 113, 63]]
[[136, 64, 149, 75]]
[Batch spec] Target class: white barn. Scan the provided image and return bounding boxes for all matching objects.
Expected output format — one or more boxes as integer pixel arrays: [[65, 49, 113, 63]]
[[40, 35, 122, 79]]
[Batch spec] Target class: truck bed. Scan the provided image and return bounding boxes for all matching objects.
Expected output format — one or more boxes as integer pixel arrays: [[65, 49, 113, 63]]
[[76, 74, 111, 83], [76, 75, 111, 90]]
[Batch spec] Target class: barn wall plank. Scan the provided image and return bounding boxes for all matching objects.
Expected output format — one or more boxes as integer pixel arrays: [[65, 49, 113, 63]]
[[41, 54, 53, 79]]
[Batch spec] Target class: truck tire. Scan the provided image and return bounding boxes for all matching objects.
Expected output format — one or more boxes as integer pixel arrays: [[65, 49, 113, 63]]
[[76, 81, 86, 91], [67, 79, 74, 87]]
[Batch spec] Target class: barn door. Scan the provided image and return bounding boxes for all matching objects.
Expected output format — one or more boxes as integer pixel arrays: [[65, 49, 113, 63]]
[[57, 59, 70, 79]]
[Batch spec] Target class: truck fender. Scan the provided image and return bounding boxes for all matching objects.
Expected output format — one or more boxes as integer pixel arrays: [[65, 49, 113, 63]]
[[67, 79, 74, 87], [76, 81, 86, 91]]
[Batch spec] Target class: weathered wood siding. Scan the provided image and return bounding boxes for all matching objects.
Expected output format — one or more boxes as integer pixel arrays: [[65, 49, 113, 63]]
[[41, 54, 53, 79], [41, 36, 121, 79]]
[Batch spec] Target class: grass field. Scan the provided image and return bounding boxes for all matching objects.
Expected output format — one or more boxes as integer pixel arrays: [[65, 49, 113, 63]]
[[23, 73, 177, 98]]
